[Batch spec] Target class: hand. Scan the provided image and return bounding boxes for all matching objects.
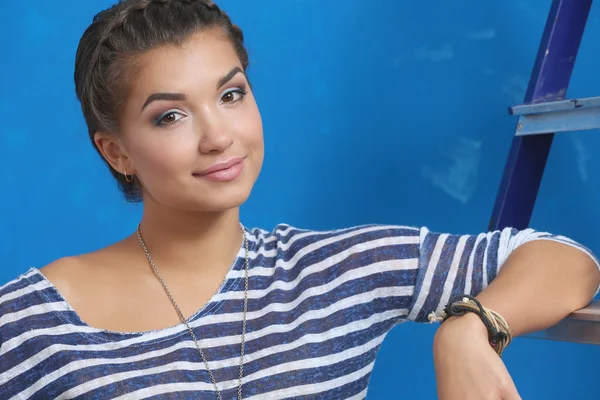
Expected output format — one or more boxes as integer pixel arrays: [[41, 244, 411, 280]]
[[433, 313, 522, 400]]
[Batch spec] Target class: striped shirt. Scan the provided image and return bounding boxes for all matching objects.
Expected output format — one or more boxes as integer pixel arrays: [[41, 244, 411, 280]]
[[0, 224, 598, 399]]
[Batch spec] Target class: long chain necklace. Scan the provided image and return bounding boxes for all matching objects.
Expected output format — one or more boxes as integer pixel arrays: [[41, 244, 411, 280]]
[[136, 223, 249, 400]]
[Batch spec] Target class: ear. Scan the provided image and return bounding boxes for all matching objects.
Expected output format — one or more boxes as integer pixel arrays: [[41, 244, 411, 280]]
[[94, 132, 136, 175]]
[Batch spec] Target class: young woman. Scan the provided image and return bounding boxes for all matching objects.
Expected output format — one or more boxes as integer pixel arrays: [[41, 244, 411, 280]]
[[1, 1, 598, 399]]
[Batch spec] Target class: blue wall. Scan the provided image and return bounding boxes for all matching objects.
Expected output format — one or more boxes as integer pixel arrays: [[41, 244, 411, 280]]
[[1, 0, 599, 398]]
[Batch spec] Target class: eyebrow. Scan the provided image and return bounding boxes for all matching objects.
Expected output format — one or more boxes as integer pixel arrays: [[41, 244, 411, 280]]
[[141, 67, 246, 112], [217, 66, 244, 90], [141, 93, 186, 111]]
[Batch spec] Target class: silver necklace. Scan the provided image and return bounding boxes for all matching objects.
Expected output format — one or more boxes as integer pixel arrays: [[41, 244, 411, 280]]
[[136, 223, 249, 400]]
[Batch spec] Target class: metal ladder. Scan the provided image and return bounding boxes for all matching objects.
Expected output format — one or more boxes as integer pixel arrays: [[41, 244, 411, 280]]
[[490, 0, 600, 344]]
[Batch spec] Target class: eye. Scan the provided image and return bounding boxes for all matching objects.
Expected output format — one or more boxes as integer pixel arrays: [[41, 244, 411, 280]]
[[220, 88, 248, 105], [153, 110, 186, 127]]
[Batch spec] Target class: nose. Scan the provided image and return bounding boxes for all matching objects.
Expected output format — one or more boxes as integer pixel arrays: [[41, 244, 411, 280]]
[[197, 107, 234, 153]]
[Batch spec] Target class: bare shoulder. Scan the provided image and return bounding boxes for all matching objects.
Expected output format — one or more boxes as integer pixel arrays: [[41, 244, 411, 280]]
[[39, 255, 97, 303], [35, 238, 184, 332], [38, 238, 135, 304], [40, 256, 86, 278]]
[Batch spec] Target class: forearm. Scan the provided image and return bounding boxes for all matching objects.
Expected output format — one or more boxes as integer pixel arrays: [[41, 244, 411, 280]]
[[430, 237, 599, 399], [472, 240, 600, 337], [433, 240, 600, 399]]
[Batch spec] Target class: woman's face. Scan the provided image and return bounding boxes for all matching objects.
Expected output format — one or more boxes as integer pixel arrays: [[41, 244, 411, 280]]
[[97, 29, 264, 212]]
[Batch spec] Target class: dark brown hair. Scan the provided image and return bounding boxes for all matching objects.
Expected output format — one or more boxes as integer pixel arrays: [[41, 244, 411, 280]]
[[74, 0, 249, 201]]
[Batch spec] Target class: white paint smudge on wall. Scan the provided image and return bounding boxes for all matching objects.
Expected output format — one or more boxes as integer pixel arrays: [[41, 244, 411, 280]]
[[502, 75, 528, 104], [415, 44, 454, 62], [570, 136, 590, 182], [465, 29, 497, 40], [421, 137, 482, 204]]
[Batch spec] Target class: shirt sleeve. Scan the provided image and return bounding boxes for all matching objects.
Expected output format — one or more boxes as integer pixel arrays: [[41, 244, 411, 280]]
[[407, 226, 600, 323]]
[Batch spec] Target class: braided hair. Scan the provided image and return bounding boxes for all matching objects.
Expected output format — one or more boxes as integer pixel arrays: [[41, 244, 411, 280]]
[[74, 0, 249, 201]]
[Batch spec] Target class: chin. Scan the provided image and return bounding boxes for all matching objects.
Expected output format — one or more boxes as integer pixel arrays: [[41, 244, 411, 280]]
[[146, 166, 259, 212], [201, 196, 249, 213], [184, 183, 254, 213]]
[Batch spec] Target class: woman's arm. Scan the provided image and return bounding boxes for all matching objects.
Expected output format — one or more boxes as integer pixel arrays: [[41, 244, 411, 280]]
[[464, 239, 599, 337], [433, 238, 600, 400]]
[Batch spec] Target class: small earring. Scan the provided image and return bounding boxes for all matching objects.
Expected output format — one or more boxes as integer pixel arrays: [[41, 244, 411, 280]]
[[202, 138, 207, 143], [124, 170, 134, 183]]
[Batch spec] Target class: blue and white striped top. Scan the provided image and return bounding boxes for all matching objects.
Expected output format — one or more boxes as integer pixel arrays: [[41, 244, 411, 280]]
[[1, 224, 598, 399]]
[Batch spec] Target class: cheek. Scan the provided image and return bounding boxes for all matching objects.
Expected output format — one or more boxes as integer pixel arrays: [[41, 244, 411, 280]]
[[130, 132, 195, 179], [244, 122, 264, 150], [238, 102, 264, 151]]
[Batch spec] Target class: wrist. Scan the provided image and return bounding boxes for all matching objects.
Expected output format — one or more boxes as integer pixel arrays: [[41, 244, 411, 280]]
[[430, 295, 514, 357], [435, 312, 489, 342]]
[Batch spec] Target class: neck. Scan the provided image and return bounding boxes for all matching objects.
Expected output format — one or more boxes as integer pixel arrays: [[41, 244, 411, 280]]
[[131, 201, 243, 275]]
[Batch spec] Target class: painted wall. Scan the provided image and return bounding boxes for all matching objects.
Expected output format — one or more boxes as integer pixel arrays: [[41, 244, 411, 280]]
[[1, 1, 598, 398]]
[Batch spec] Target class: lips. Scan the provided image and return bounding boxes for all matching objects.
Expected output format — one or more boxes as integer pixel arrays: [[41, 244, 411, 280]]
[[193, 157, 246, 182], [195, 157, 245, 176]]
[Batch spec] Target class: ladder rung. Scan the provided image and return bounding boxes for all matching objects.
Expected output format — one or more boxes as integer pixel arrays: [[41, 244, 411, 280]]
[[510, 96, 600, 115], [513, 96, 600, 136], [526, 300, 600, 344]]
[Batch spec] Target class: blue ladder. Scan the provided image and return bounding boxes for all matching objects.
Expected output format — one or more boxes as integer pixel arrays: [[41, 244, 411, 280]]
[[490, 0, 600, 344]]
